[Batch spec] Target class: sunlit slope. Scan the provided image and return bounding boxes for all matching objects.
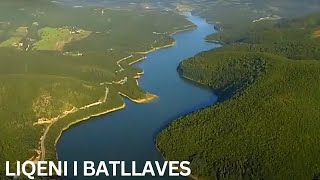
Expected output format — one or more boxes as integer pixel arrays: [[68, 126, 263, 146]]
[[0, 0, 194, 54], [0, 0, 193, 175], [157, 13, 320, 179], [0, 48, 148, 162], [0, 74, 104, 162]]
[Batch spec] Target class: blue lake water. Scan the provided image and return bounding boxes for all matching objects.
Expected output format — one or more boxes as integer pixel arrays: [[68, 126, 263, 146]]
[[57, 13, 220, 179]]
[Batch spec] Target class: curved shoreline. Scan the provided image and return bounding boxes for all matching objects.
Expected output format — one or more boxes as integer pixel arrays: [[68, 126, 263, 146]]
[[52, 89, 159, 161], [49, 26, 193, 162], [136, 27, 196, 55], [55, 14, 218, 180], [54, 102, 126, 160], [118, 92, 159, 104]]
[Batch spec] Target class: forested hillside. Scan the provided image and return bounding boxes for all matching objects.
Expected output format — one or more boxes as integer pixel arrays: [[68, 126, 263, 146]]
[[157, 13, 320, 179], [0, 0, 193, 177]]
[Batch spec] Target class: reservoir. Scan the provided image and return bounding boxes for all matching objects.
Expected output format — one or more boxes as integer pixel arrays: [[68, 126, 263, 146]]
[[57, 13, 220, 179]]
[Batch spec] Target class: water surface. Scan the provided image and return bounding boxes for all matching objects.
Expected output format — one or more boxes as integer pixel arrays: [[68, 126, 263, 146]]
[[57, 13, 220, 179]]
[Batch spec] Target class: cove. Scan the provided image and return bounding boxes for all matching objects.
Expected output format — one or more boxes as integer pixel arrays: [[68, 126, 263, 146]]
[[57, 13, 220, 179]]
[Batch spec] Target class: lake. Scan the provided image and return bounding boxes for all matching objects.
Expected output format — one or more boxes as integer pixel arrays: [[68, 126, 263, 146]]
[[57, 13, 220, 179]]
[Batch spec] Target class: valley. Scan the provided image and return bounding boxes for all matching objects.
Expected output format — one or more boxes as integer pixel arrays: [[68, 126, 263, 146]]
[[1, 0, 320, 179]]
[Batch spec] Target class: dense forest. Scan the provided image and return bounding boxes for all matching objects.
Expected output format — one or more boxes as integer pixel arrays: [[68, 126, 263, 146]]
[[157, 12, 320, 179], [0, 0, 194, 55], [0, 0, 193, 177]]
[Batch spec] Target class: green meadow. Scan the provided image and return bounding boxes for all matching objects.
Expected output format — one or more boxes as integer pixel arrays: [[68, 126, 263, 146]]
[[32, 27, 91, 51]]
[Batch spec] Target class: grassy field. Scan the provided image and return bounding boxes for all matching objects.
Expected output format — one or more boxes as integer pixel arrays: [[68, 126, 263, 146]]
[[157, 12, 320, 179], [0, 26, 28, 49], [32, 27, 91, 51], [0, 0, 194, 55], [0, 0, 192, 177]]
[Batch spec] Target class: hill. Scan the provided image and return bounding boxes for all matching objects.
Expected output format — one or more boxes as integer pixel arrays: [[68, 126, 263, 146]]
[[0, 0, 193, 177], [157, 13, 320, 179]]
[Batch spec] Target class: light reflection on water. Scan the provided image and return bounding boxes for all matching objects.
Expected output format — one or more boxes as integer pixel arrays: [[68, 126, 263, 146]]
[[57, 13, 220, 179]]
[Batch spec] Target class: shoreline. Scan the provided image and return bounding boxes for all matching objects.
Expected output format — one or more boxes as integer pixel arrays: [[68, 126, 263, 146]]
[[155, 72, 216, 180], [170, 27, 196, 36], [51, 13, 200, 166], [54, 102, 126, 160], [181, 74, 208, 87], [118, 92, 159, 104], [136, 26, 197, 55], [128, 56, 146, 66], [136, 41, 176, 55], [154, 15, 219, 180], [50, 27, 182, 162]]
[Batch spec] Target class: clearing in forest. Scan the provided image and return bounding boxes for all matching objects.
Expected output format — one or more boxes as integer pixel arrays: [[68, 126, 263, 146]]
[[32, 27, 91, 51], [0, 26, 28, 49]]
